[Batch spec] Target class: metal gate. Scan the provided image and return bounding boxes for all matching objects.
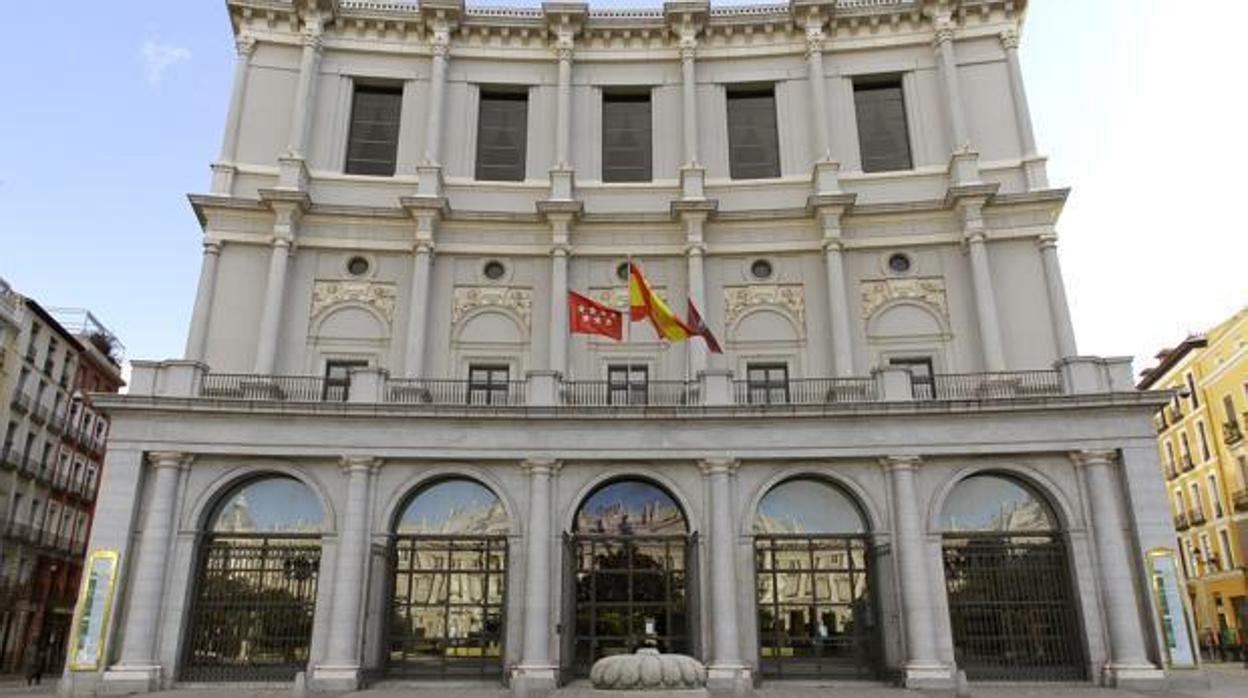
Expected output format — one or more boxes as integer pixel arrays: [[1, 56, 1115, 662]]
[[755, 534, 880, 679], [567, 534, 694, 678], [942, 534, 1085, 681], [181, 535, 321, 682], [386, 534, 507, 678]]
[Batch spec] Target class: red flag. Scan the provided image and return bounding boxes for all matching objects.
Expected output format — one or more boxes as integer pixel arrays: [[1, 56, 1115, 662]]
[[686, 300, 723, 353], [569, 291, 623, 341]]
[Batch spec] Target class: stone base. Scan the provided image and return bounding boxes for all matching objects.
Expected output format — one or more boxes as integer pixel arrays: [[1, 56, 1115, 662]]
[[705, 664, 751, 697], [900, 661, 953, 689], [511, 665, 558, 698], [277, 155, 309, 191], [948, 150, 981, 186], [209, 162, 236, 195], [1022, 155, 1049, 190], [1102, 663, 1167, 690], [308, 664, 363, 692], [100, 666, 162, 694]]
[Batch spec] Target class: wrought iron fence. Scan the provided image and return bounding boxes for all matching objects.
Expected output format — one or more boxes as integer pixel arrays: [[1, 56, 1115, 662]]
[[919, 371, 1063, 400], [386, 378, 528, 406], [732, 377, 878, 405], [200, 374, 328, 402], [560, 380, 700, 407]]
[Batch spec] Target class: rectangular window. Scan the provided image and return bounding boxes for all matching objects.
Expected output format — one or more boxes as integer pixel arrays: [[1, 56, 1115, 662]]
[[602, 92, 652, 182], [607, 364, 649, 405], [745, 362, 789, 405], [344, 84, 403, 176], [726, 86, 781, 179], [853, 76, 913, 173], [1189, 482, 1203, 518], [1186, 372, 1199, 408], [1165, 441, 1176, 470], [1200, 534, 1213, 570], [1224, 395, 1238, 426], [1174, 489, 1185, 514], [889, 356, 935, 400], [468, 364, 511, 405], [476, 90, 529, 182], [1218, 529, 1234, 570], [322, 359, 368, 402], [1197, 421, 1211, 461], [1208, 474, 1223, 518]]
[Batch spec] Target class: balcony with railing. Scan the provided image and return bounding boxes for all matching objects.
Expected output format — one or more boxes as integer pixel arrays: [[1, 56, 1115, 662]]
[[1163, 462, 1179, 481], [1174, 512, 1190, 531], [1180, 455, 1195, 473], [1, 444, 19, 470], [1233, 488, 1248, 513], [11, 390, 32, 414], [387, 378, 529, 407], [1188, 508, 1207, 527], [1224, 421, 1244, 446]]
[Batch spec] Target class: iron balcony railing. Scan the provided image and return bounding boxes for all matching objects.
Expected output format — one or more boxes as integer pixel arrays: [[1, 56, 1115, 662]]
[[1163, 463, 1179, 481], [1188, 508, 1207, 526], [1174, 512, 1190, 531], [386, 378, 528, 406], [1224, 421, 1243, 446], [30, 401, 49, 424], [921, 371, 1064, 400], [0, 445, 19, 470], [1180, 455, 1195, 472], [561, 380, 700, 407], [49, 411, 67, 435], [11, 390, 32, 414], [1232, 488, 1248, 514], [733, 376, 879, 405], [200, 373, 328, 402]]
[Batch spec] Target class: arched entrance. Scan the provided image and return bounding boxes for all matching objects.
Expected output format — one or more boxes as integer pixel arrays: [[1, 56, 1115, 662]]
[[564, 479, 694, 679], [754, 478, 878, 679], [181, 476, 324, 681], [940, 473, 1085, 681], [387, 478, 508, 678]]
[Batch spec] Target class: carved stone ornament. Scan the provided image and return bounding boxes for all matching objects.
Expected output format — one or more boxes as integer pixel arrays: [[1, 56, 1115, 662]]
[[311, 280, 397, 325], [860, 277, 948, 322], [452, 286, 533, 328], [590, 648, 707, 690], [723, 284, 805, 329]]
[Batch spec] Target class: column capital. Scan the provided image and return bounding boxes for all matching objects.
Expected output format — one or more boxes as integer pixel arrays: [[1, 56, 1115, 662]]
[[880, 455, 922, 472], [1036, 232, 1058, 250], [685, 242, 707, 257], [235, 32, 257, 57], [432, 36, 451, 58], [522, 458, 561, 476], [147, 451, 192, 470], [1070, 449, 1117, 469], [413, 239, 436, 255], [203, 238, 223, 256], [999, 27, 1020, 50], [553, 36, 574, 62], [339, 455, 383, 474], [678, 38, 697, 61], [551, 243, 572, 257], [822, 237, 845, 253], [699, 457, 738, 476], [301, 26, 324, 53], [804, 25, 825, 58], [930, 14, 955, 47]]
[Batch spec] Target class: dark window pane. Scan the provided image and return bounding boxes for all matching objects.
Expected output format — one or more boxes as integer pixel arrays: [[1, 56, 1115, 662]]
[[602, 93, 652, 182], [345, 85, 402, 176], [323, 359, 367, 402], [853, 80, 912, 173], [727, 88, 781, 180], [476, 92, 528, 181]]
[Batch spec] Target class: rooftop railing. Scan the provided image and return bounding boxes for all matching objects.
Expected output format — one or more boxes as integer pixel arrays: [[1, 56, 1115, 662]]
[[201, 373, 328, 402], [561, 380, 699, 408], [386, 378, 528, 407], [925, 371, 1064, 400]]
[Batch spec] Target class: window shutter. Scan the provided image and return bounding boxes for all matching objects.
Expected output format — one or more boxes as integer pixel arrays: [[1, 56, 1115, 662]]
[[476, 92, 529, 181], [345, 85, 402, 176], [854, 80, 913, 173], [602, 93, 652, 182], [727, 89, 781, 179]]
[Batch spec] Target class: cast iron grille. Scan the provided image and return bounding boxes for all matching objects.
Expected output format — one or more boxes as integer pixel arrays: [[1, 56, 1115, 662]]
[[387, 535, 508, 679], [754, 535, 880, 679], [181, 535, 321, 682], [942, 534, 1086, 681], [570, 534, 691, 677]]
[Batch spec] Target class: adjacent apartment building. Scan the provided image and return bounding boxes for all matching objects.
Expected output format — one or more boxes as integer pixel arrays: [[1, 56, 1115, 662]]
[[1139, 307, 1248, 658], [0, 279, 123, 677], [68, 1, 1185, 695]]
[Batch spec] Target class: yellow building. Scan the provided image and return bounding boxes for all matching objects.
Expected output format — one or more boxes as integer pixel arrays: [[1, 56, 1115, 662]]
[[1140, 307, 1248, 657]]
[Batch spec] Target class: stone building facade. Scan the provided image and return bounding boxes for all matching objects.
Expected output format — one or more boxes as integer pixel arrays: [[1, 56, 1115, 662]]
[[71, 1, 1185, 695]]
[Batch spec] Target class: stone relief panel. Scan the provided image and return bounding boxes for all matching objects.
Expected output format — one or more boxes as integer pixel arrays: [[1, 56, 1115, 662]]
[[311, 280, 397, 325], [860, 277, 949, 323], [724, 284, 806, 331], [452, 286, 533, 328]]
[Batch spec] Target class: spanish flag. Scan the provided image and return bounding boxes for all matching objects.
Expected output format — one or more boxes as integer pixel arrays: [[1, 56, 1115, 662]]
[[628, 262, 695, 342]]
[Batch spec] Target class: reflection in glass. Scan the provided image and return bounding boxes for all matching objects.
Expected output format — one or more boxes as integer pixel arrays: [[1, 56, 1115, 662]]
[[211, 476, 324, 534], [754, 478, 865, 534], [397, 479, 508, 535], [939, 474, 1057, 533], [390, 479, 508, 678], [575, 480, 687, 535]]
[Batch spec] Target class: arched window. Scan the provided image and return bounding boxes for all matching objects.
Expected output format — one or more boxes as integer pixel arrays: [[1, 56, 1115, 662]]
[[753, 478, 877, 680], [183, 475, 323, 682], [389, 478, 508, 679], [567, 479, 691, 677], [939, 473, 1084, 681]]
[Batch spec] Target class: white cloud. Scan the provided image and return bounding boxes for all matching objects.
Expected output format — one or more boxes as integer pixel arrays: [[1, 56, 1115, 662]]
[[140, 38, 190, 87]]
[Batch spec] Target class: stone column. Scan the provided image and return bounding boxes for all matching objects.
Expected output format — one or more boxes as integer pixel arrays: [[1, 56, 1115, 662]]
[[702, 458, 746, 688], [804, 22, 831, 160], [554, 38, 572, 169], [184, 240, 222, 362], [961, 204, 1006, 372], [932, 13, 979, 184], [287, 22, 323, 161], [818, 207, 855, 377], [403, 240, 434, 379], [883, 456, 950, 687], [684, 211, 709, 376], [1072, 450, 1158, 682], [424, 31, 450, 165], [680, 38, 698, 166], [113, 452, 188, 676], [254, 237, 293, 375], [1038, 233, 1078, 359], [210, 33, 256, 194], [548, 234, 571, 376], [999, 28, 1048, 190], [516, 459, 560, 693], [316, 456, 380, 689]]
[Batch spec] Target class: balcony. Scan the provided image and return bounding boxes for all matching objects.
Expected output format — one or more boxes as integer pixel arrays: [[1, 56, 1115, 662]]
[[11, 390, 31, 414], [1174, 512, 1190, 531], [1180, 455, 1195, 472], [1188, 508, 1207, 527], [0, 521, 33, 543], [1, 444, 19, 470], [1225, 421, 1244, 446], [1164, 463, 1179, 481], [1233, 488, 1248, 513], [30, 401, 49, 425], [49, 410, 67, 435]]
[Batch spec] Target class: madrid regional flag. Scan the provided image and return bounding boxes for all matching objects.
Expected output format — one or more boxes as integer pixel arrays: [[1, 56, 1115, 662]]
[[568, 290, 623, 340]]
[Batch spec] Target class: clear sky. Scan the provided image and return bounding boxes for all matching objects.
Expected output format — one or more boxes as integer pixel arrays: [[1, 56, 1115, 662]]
[[1, 1, 1244, 376]]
